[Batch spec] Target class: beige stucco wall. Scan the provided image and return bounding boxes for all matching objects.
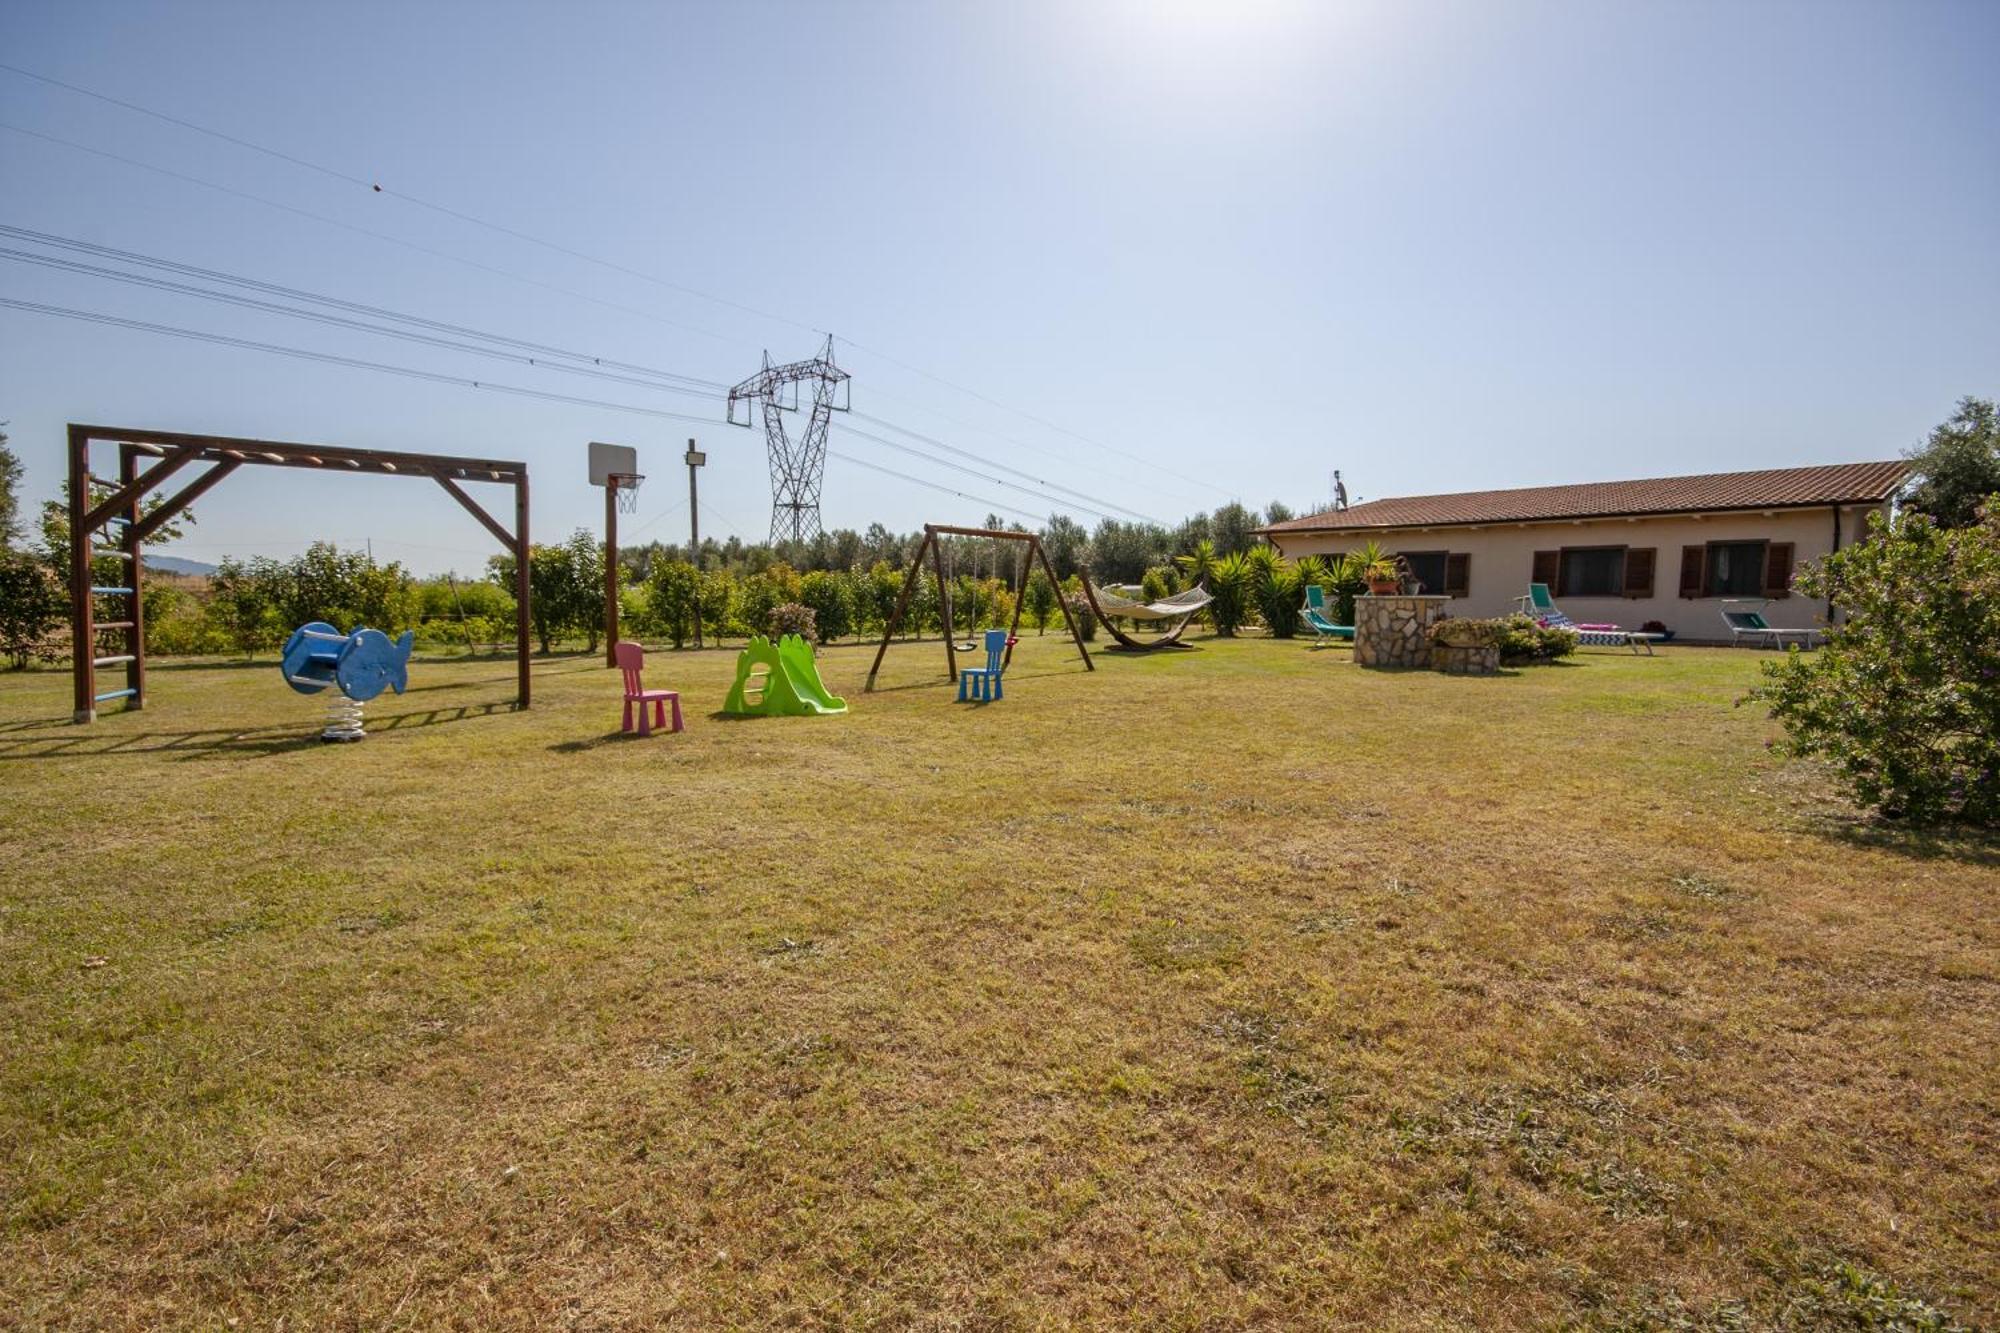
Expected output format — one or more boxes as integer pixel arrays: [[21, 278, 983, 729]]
[[1267, 504, 1887, 639]]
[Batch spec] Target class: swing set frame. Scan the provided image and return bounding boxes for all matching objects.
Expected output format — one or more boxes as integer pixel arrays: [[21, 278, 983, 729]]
[[865, 524, 1093, 692]]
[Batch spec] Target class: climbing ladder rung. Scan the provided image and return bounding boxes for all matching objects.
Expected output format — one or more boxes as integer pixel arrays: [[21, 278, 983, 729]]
[[95, 620, 135, 631], [89, 586, 134, 595], [94, 655, 136, 667], [96, 549, 133, 560], [92, 687, 137, 703]]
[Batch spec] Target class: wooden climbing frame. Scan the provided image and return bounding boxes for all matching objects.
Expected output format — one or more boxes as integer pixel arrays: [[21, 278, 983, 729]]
[[66, 424, 533, 722]]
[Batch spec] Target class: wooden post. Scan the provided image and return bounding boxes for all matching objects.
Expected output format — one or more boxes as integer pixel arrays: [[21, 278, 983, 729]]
[[121, 445, 145, 709], [604, 481, 618, 666], [515, 473, 532, 709], [1039, 539, 1094, 672], [864, 528, 931, 692], [68, 426, 93, 723], [931, 526, 956, 683]]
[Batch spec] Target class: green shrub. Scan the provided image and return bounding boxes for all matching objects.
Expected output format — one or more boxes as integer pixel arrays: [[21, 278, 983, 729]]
[[646, 560, 702, 648], [1494, 613, 1577, 663], [1750, 504, 1999, 825], [0, 550, 64, 668], [797, 569, 853, 643]]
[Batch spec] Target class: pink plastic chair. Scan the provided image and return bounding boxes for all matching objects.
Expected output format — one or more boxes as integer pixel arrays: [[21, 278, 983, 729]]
[[615, 641, 683, 736]]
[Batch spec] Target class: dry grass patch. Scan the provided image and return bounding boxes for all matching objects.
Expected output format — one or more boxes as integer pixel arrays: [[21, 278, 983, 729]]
[[0, 637, 1994, 1328]]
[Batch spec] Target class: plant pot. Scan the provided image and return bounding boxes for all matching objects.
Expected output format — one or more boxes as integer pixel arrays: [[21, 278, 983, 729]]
[[1366, 580, 1400, 596]]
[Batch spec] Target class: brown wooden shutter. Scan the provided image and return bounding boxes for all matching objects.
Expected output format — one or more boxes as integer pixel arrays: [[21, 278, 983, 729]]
[[1622, 547, 1655, 598], [1678, 545, 1706, 598], [1531, 550, 1559, 588], [1763, 542, 1795, 598], [1444, 552, 1470, 596]]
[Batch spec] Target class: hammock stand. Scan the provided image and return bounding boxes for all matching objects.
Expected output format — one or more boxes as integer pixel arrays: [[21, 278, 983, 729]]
[[1079, 575, 1212, 652]]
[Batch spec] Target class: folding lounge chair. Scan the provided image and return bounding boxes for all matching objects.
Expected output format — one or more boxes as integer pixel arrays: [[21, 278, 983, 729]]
[[1720, 600, 1820, 650], [1513, 583, 1657, 655], [1302, 585, 1355, 647]]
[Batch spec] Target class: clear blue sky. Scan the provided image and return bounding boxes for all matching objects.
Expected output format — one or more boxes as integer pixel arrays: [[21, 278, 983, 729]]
[[1, 0, 1994, 575]]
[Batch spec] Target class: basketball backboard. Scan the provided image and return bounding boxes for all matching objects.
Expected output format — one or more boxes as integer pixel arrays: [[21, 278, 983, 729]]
[[588, 441, 638, 487]]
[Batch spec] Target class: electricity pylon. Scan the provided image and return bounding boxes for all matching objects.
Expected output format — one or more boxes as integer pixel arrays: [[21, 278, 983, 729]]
[[727, 336, 852, 545]]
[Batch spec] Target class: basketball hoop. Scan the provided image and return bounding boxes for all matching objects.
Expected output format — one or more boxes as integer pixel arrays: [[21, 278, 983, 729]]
[[609, 472, 644, 514]]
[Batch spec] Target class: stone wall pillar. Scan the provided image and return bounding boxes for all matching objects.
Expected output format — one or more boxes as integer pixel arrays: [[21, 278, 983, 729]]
[[1354, 594, 1451, 668]]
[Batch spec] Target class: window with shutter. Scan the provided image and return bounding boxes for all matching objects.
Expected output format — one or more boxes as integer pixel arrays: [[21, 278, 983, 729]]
[[1622, 547, 1656, 598], [1763, 542, 1795, 598], [1444, 552, 1470, 597], [1532, 550, 1559, 588], [1678, 546, 1705, 598]]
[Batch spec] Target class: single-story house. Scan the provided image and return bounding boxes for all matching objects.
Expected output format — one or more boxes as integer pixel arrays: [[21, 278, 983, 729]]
[[1257, 461, 1909, 639]]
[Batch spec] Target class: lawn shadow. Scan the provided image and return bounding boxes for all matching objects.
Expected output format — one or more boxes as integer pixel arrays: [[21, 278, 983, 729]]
[[0, 699, 516, 760], [1811, 815, 2000, 868], [547, 728, 686, 752]]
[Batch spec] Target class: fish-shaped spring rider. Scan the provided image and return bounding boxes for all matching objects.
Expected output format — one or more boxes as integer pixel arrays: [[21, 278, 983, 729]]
[[280, 622, 414, 741]]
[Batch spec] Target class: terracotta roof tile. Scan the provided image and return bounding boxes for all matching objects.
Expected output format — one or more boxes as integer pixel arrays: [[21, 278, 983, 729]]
[[1260, 461, 1908, 533]]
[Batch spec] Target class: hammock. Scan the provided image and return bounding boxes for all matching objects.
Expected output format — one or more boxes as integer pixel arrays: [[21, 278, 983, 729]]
[[1079, 578, 1212, 651]]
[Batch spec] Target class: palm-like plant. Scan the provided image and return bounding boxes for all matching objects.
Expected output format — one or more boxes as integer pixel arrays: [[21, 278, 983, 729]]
[[1208, 551, 1253, 636], [1176, 538, 1219, 585]]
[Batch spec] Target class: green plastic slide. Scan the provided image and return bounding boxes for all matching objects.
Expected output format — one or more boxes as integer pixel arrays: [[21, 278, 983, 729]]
[[723, 634, 849, 716]]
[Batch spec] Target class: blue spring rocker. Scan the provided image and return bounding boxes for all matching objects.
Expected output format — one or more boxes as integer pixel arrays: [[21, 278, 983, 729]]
[[280, 621, 413, 741]]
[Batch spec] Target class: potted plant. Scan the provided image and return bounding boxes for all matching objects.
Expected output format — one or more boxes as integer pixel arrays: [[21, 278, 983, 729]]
[[1363, 558, 1401, 595]]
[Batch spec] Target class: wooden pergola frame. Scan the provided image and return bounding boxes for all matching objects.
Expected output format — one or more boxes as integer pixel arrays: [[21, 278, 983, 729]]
[[864, 524, 1092, 692], [66, 424, 531, 723]]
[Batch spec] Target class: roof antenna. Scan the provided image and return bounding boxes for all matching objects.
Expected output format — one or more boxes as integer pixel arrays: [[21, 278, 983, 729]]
[[1332, 469, 1349, 511]]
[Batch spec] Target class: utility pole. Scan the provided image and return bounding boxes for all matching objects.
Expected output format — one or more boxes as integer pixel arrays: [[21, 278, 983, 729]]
[[686, 438, 706, 648]]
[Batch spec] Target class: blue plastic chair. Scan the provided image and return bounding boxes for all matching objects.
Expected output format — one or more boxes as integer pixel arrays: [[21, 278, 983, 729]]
[[957, 628, 1011, 702]]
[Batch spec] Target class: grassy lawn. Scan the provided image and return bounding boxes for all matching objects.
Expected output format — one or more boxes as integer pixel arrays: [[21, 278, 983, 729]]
[[2, 636, 1994, 1329]]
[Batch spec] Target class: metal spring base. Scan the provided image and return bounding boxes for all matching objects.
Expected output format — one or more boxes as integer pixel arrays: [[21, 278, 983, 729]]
[[321, 693, 366, 742]]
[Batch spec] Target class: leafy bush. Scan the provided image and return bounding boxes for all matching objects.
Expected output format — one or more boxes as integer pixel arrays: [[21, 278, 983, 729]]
[[1494, 613, 1578, 663], [797, 569, 853, 643], [0, 550, 64, 668], [737, 563, 802, 639], [767, 601, 817, 641], [1429, 616, 1503, 648], [646, 560, 703, 648], [1750, 504, 1999, 825], [1023, 569, 1057, 634]]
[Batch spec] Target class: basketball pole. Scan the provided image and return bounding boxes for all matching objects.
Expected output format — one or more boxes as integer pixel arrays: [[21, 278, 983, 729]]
[[604, 478, 619, 667]]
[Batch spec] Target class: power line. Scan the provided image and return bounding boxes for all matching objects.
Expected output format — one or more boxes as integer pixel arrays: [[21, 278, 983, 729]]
[[0, 135, 1186, 528], [0, 223, 731, 392], [834, 421, 1133, 526], [0, 61, 817, 336], [827, 451, 1048, 527], [0, 296, 1126, 530], [832, 335, 1231, 500], [844, 411, 1163, 526], [2, 65, 1236, 503], [0, 122, 749, 351], [2, 222, 1166, 525], [0, 295, 722, 425], [0, 245, 734, 402]]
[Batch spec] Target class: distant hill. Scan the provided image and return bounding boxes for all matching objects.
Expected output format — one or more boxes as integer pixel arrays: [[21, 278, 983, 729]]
[[144, 555, 219, 576]]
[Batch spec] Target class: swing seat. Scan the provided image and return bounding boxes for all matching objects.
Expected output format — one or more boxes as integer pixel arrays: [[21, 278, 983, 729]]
[[956, 630, 1013, 703]]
